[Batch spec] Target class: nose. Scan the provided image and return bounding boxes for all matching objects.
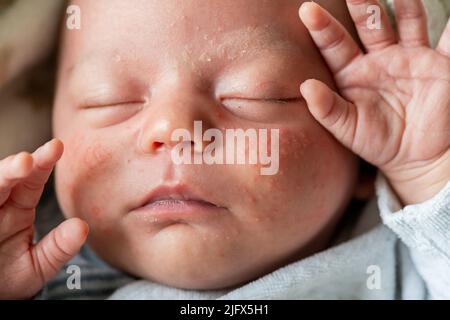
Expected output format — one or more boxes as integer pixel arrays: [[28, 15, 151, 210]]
[[137, 87, 214, 155]]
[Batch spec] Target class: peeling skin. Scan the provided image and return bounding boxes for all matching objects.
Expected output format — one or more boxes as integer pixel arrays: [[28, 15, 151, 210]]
[[182, 25, 304, 73], [53, 0, 360, 290]]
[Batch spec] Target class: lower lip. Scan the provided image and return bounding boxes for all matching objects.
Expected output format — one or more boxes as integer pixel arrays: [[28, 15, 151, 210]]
[[130, 199, 225, 223]]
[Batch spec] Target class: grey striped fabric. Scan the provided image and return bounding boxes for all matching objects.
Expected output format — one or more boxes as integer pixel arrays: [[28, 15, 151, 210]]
[[37, 247, 135, 300], [35, 181, 135, 300]]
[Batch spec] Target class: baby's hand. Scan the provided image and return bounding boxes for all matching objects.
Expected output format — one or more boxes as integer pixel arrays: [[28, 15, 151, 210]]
[[299, 0, 450, 204], [0, 139, 88, 299]]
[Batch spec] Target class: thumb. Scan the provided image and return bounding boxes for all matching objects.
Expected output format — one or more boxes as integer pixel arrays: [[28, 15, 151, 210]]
[[300, 79, 358, 152], [31, 218, 89, 283]]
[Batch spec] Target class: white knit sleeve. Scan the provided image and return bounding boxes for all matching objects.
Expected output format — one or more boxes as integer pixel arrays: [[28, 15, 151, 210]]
[[376, 175, 450, 299]]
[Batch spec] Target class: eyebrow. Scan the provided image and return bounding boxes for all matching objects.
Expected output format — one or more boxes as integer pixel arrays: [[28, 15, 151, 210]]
[[185, 25, 304, 63]]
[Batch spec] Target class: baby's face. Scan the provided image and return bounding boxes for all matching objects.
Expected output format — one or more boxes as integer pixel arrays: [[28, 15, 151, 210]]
[[54, 0, 358, 289]]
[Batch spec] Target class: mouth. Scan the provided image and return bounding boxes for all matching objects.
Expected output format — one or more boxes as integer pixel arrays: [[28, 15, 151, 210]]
[[130, 184, 227, 223]]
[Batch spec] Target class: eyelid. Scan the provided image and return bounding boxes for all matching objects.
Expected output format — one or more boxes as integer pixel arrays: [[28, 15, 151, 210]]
[[221, 97, 303, 104], [79, 100, 146, 109], [80, 101, 145, 128], [260, 97, 303, 103]]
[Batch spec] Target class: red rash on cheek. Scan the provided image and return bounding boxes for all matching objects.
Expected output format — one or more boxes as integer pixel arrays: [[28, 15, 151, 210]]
[[57, 134, 117, 222], [64, 135, 114, 170], [64, 139, 115, 181], [279, 129, 312, 164], [241, 184, 257, 204], [241, 128, 315, 222], [83, 141, 114, 170], [88, 205, 115, 236], [266, 128, 313, 190], [91, 205, 103, 218]]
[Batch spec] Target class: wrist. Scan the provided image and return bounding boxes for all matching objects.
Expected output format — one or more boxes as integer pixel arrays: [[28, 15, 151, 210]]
[[383, 150, 450, 205]]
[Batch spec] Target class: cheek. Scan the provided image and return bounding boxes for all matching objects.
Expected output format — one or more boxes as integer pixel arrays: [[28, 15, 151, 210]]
[[55, 134, 118, 220], [66, 135, 114, 173], [87, 204, 113, 233], [231, 127, 357, 264], [229, 128, 312, 224], [61, 134, 115, 185], [243, 126, 355, 224], [276, 128, 313, 180], [90, 205, 103, 218], [254, 128, 314, 194]]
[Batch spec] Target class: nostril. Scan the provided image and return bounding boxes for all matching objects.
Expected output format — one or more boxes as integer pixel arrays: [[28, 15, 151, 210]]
[[152, 141, 164, 150]]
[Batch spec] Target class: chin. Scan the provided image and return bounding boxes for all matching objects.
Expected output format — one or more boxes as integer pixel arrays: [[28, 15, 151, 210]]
[[105, 242, 256, 290], [89, 223, 282, 290], [138, 252, 246, 290]]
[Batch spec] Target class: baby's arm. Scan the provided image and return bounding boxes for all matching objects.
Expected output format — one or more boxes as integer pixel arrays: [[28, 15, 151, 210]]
[[377, 176, 450, 299]]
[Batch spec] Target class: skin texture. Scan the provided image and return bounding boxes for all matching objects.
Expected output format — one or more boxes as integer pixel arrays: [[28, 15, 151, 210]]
[[52, 0, 359, 289], [0, 0, 448, 299]]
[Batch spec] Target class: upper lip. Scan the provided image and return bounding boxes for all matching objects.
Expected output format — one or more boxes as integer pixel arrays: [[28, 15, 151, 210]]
[[134, 184, 222, 210]]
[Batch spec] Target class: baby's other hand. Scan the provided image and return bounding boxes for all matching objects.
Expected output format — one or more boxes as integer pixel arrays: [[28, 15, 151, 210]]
[[0, 139, 88, 299], [299, 0, 450, 204]]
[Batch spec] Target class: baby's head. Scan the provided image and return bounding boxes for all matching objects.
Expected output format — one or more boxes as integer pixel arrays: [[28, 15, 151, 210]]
[[53, 0, 360, 289]]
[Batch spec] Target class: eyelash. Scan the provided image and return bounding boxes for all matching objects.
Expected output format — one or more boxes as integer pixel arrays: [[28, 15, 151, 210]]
[[262, 97, 302, 104], [81, 96, 301, 110], [227, 97, 303, 105], [80, 101, 145, 109]]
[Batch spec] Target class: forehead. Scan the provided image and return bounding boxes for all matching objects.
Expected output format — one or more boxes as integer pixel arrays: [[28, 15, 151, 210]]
[[61, 0, 354, 81], [65, 0, 352, 50], [66, 0, 304, 54]]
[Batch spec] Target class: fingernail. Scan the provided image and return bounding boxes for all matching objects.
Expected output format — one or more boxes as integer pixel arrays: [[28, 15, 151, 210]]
[[36, 140, 52, 154]]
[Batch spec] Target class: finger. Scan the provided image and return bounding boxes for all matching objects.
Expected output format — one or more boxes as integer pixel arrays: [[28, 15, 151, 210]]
[[437, 19, 450, 57], [31, 218, 89, 284], [0, 206, 35, 243], [300, 79, 358, 151], [299, 1, 363, 74], [394, 0, 429, 47], [346, 0, 397, 51], [0, 153, 33, 206], [9, 139, 64, 210]]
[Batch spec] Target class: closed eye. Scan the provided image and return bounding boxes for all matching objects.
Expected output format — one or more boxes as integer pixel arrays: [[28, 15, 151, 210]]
[[220, 96, 305, 122], [79, 102, 145, 127], [222, 97, 303, 105], [79, 101, 145, 109], [260, 97, 303, 104]]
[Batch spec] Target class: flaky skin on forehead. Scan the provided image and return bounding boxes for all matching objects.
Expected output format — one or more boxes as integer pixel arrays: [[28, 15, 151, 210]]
[[65, 0, 359, 41]]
